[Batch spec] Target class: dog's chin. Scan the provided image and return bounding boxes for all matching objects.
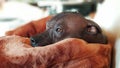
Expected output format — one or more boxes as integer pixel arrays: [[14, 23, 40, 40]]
[[31, 42, 52, 47], [31, 44, 39, 47]]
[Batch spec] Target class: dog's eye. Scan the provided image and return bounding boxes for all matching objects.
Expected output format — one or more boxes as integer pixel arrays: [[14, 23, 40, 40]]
[[56, 28, 63, 33], [87, 26, 97, 34]]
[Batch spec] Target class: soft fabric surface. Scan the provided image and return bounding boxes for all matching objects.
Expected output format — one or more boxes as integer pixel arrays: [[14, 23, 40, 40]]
[[6, 16, 52, 37], [0, 36, 111, 68]]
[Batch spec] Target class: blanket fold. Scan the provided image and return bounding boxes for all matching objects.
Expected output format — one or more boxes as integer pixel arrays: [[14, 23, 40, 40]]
[[6, 16, 52, 37], [0, 36, 111, 68]]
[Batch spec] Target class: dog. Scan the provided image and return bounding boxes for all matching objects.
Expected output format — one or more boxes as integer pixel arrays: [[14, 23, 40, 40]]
[[30, 12, 108, 46]]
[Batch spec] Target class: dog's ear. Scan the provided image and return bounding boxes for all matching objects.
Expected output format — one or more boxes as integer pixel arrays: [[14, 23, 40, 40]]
[[86, 25, 98, 34], [86, 19, 102, 33], [81, 19, 108, 44]]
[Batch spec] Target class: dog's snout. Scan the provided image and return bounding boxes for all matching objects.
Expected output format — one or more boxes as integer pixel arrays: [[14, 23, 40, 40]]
[[30, 37, 38, 47]]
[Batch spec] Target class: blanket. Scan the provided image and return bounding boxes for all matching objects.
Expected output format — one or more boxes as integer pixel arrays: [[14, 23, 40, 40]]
[[0, 36, 111, 68], [6, 16, 52, 37]]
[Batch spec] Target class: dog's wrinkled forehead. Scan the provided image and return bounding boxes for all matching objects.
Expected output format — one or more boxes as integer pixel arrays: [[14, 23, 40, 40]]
[[46, 12, 102, 33], [46, 12, 87, 29]]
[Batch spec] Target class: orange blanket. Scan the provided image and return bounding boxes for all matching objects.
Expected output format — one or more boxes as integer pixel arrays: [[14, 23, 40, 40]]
[[0, 36, 111, 68], [6, 16, 52, 37]]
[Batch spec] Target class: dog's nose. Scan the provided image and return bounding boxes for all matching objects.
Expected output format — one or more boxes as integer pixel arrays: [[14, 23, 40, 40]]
[[30, 37, 38, 47]]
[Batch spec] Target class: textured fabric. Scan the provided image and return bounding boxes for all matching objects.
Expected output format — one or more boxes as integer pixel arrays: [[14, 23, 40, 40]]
[[0, 36, 111, 68], [6, 16, 52, 37]]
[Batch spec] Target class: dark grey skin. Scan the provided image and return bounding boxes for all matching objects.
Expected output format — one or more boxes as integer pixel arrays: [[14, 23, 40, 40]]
[[30, 12, 108, 47]]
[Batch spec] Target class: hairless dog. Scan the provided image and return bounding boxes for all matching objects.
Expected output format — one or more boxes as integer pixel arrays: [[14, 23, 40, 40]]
[[30, 12, 108, 46]]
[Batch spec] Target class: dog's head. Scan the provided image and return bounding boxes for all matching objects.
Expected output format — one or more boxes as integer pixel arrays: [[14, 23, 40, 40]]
[[30, 12, 108, 46]]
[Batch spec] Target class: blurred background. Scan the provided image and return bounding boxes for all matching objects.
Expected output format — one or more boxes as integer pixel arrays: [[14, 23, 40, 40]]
[[0, 0, 120, 68], [0, 0, 99, 36]]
